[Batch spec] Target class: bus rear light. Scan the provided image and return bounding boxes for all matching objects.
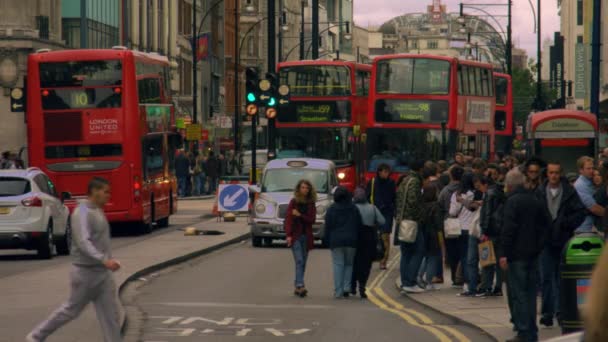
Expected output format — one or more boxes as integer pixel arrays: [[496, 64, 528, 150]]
[[22, 197, 43, 207], [113, 87, 122, 94], [41, 89, 49, 97], [338, 172, 346, 180], [134, 182, 141, 190]]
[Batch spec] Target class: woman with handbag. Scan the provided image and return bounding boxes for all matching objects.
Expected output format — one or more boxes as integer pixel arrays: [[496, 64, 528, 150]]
[[395, 160, 425, 294], [285, 180, 317, 297], [351, 187, 385, 299], [449, 173, 481, 297]]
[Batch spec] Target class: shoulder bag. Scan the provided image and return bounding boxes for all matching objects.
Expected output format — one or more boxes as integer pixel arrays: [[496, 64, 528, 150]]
[[444, 194, 463, 239], [398, 177, 418, 243]]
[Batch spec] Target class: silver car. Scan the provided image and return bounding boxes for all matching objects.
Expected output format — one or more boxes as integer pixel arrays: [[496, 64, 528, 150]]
[[249, 158, 338, 247]]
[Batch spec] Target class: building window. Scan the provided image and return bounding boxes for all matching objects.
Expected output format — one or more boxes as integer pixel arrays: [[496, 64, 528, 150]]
[[247, 36, 255, 56], [577, 0, 583, 25], [181, 59, 192, 95], [411, 40, 418, 49], [577, 35, 583, 43], [427, 40, 438, 49], [179, 0, 192, 35]]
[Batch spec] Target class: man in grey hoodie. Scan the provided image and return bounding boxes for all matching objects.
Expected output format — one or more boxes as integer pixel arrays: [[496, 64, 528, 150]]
[[28, 177, 122, 342]]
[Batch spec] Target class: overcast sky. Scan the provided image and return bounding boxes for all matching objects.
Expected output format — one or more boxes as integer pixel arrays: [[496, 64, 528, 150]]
[[353, 0, 560, 59]]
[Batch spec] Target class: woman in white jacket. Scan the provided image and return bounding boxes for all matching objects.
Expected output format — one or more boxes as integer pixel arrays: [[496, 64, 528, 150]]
[[449, 173, 481, 297]]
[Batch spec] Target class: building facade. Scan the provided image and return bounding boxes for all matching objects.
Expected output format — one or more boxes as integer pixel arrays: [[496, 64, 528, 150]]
[[0, 0, 64, 156]]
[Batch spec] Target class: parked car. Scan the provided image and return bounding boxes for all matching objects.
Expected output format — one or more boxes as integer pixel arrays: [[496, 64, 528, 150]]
[[0, 168, 71, 258], [249, 158, 338, 247]]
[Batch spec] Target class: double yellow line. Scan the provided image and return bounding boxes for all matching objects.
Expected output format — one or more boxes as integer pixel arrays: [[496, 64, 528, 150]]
[[366, 254, 471, 342]]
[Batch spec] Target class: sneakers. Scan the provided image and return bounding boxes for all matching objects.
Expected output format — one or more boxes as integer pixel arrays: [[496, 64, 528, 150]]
[[401, 285, 426, 294], [451, 283, 464, 289], [475, 290, 491, 298], [379, 262, 387, 270], [539, 316, 554, 327], [25, 333, 38, 342], [425, 284, 441, 291], [457, 291, 477, 297], [492, 288, 504, 297], [294, 287, 308, 297]]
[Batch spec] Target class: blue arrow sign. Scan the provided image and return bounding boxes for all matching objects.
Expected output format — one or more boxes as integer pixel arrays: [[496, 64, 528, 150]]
[[218, 184, 249, 212]]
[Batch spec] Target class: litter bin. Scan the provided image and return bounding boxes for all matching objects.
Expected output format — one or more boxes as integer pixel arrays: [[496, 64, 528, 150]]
[[560, 233, 604, 334]]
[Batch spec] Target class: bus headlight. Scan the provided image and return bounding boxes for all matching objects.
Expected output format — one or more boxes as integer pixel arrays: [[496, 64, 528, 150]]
[[338, 172, 346, 180]]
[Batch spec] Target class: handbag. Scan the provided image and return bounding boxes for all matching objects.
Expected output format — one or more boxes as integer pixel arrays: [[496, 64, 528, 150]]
[[478, 240, 497, 268], [373, 208, 385, 261], [398, 177, 418, 243], [444, 194, 463, 239]]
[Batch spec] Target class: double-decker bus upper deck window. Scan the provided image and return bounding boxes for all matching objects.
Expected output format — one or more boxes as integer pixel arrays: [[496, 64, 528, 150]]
[[279, 65, 351, 96], [357, 70, 370, 96], [39, 60, 123, 110], [495, 76, 507, 105], [376, 58, 450, 95], [137, 62, 170, 103]]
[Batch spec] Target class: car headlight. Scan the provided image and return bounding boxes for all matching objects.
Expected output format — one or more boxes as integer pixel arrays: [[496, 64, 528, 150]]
[[316, 204, 328, 216], [253, 199, 275, 218], [255, 202, 266, 214], [338, 172, 346, 180]]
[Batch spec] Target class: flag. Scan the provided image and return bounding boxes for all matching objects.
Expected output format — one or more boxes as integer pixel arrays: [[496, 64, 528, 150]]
[[195, 34, 210, 61]]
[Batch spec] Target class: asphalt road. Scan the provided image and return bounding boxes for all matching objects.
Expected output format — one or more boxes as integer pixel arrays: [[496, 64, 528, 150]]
[[0, 199, 212, 279], [129, 242, 495, 342]]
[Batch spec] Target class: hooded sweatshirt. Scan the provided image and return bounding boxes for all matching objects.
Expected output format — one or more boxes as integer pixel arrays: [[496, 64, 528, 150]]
[[325, 192, 362, 249], [71, 200, 112, 268]]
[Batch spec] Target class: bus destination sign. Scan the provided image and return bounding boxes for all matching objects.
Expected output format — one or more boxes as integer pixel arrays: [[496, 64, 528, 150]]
[[375, 99, 448, 123], [279, 101, 351, 123]]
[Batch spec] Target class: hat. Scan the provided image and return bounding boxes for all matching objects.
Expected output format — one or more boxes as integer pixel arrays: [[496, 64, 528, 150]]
[[353, 187, 367, 203]]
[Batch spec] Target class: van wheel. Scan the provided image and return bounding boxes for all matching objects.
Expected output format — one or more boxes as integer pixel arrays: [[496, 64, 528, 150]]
[[56, 218, 71, 256], [38, 221, 55, 259], [252, 236, 263, 247]]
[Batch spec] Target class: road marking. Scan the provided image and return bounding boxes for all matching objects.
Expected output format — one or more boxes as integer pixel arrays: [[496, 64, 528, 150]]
[[366, 251, 471, 342], [150, 302, 334, 309]]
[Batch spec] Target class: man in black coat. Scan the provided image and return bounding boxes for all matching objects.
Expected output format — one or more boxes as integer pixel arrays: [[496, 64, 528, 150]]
[[500, 169, 551, 342], [536, 161, 586, 328], [175, 151, 190, 197], [206, 152, 220, 194], [367, 163, 396, 270]]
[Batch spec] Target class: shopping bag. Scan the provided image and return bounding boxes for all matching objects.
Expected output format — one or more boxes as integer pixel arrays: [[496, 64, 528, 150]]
[[478, 240, 497, 268]]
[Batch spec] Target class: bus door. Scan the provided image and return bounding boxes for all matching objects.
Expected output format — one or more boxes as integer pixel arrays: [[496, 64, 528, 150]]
[[475, 131, 490, 160]]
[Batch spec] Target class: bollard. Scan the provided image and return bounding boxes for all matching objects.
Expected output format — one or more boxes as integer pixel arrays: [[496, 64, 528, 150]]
[[559, 233, 603, 334]]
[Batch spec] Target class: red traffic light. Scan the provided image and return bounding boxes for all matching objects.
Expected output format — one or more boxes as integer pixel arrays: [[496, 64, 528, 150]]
[[265, 107, 277, 119], [246, 104, 258, 116]]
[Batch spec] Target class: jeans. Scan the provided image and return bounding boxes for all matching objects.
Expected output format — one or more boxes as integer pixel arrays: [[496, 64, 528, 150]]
[[507, 259, 539, 341], [291, 235, 308, 287], [540, 248, 560, 320], [400, 229, 426, 287], [379, 216, 393, 265], [467, 235, 480, 293], [331, 247, 356, 297], [194, 173, 206, 196], [424, 255, 442, 284], [480, 240, 504, 292], [457, 231, 470, 287], [208, 177, 218, 195], [445, 237, 461, 285], [177, 176, 187, 197]]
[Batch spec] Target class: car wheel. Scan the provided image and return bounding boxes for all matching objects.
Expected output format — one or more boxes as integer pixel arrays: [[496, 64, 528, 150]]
[[321, 239, 329, 248], [263, 237, 273, 246], [38, 221, 55, 259], [56, 218, 71, 256], [252, 236, 263, 247]]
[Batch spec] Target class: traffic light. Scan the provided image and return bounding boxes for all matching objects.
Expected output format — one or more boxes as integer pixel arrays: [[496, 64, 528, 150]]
[[278, 84, 290, 107], [246, 67, 259, 116], [262, 72, 278, 108]]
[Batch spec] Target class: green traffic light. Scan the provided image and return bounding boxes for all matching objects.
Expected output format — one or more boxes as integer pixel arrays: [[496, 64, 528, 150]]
[[268, 97, 276, 106], [247, 93, 256, 102], [335, 136, 340, 141]]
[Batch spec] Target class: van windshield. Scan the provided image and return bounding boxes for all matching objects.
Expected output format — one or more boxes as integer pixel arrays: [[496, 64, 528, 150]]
[[262, 169, 328, 193]]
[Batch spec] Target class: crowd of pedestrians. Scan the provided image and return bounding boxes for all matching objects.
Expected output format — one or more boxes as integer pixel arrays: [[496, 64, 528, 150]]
[[282, 150, 607, 342], [0, 150, 25, 169], [174, 150, 240, 197]]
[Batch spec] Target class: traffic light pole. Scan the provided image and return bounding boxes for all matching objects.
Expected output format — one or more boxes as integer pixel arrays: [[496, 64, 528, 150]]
[[234, 0, 240, 153], [311, 0, 319, 60], [267, 0, 277, 159]]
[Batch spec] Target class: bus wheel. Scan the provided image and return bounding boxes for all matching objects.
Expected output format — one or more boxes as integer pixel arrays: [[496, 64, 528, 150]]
[[252, 236, 263, 247], [157, 216, 170, 228], [138, 221, 153, 235]]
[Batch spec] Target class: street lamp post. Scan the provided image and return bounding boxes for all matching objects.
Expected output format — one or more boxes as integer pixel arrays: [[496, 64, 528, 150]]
[[311, 0, 319, 60], [299, 0, 307, 60], [535, 0, 542, 111]]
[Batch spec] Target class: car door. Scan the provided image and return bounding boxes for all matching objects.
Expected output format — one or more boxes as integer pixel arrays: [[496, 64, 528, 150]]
[[34, 175, 64, 235], [44, 176, 68, 235]]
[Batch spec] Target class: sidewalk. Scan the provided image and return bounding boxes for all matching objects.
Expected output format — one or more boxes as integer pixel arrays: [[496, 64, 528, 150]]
[[0, 216, 250, 342], [396, 272, 562, 342]]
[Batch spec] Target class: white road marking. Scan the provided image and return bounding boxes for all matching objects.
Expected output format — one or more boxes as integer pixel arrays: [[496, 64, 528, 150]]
[[179, 316, 235, 326], [236, 328, 253, 337], [149, 316, 183, 324]]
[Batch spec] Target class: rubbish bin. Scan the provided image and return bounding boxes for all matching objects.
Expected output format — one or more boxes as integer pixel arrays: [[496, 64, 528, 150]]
[[560, 233, 604, 334]]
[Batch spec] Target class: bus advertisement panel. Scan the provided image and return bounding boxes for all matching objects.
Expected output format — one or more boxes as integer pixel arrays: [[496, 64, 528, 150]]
[[494, 72, 513, 156]]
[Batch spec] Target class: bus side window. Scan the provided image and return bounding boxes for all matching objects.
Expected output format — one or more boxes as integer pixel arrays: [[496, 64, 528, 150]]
[[458, 65, 465, 95], [467, 66, 476, 96], [142, 135, 164, 178], [474, 67, 482, 96]]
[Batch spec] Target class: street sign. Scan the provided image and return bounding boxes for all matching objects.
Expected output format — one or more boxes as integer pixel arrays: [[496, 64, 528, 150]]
[[260, 95, 270, 101], [10, 87, 24, 112], [265, 107, 277, 119], [218, 184, 249, 212], [246, 104, 258, 116], [186, 123, 202, 141]]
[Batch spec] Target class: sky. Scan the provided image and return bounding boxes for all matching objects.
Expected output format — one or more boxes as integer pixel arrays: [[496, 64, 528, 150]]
[[353, 0, 560, 59]]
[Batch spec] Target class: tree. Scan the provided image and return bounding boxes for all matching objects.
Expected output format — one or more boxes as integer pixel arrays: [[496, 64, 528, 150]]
[[511, 66, 557, 126]]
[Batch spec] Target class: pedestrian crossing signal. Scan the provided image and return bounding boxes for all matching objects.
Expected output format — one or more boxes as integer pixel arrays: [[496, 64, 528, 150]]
[[246, 68, 260, 111]]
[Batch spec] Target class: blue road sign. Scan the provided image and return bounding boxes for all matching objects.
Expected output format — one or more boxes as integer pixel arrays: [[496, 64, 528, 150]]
[[218, 184, 249, 212]]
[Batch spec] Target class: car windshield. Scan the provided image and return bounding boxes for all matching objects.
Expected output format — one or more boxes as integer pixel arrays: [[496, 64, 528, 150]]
[[0, 177, 31, 197], [262, 169, 328, 194]]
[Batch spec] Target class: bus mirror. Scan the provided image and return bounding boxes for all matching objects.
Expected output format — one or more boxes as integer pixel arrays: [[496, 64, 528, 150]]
[[331, 186, 338, 196]]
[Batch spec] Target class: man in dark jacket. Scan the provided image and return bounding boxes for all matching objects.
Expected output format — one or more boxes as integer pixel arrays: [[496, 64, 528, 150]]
[[367, 163, 396, 270], [175, 151, 190, 197], [206, 152, 219, 194], [477, 175, 506, 297], [500, 169, 551, 342], [536, 161, 586, 328], [325, 187, 362, 298]]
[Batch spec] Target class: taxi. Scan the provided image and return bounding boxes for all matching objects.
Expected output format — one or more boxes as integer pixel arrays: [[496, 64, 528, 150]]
[[249, 158, 338, 247]]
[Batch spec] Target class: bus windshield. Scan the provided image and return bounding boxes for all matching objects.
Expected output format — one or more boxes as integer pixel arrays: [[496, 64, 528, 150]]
[[279, 65, 351, 96], [277, 128, 353, 164], [367, 128, 444, 172], [376, 58, 450, 95]]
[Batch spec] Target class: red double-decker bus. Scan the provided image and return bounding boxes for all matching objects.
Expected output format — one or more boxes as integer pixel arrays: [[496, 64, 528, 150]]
[[27, 48, 179, 232], [367, 54, 496, 178], [494, 72, 513, 156], [277, 60, 371, 191]]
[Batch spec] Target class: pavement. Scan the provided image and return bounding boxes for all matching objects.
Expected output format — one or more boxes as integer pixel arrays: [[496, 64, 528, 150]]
[[396, 270, 563, 342], [0, 199, 250, 342], [126, 241, 494, 342]]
